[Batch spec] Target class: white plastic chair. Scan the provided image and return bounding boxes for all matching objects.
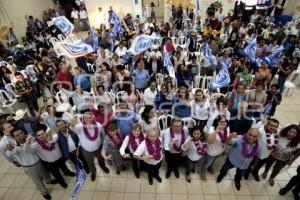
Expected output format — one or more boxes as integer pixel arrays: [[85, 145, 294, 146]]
[[5, 83, 21, 99], [49, 37, 59, 46], [210, 92, 226, 99], [157, 114, 173, 133], [57, 34, 66, 41], [283, 70, 299, 96], [171, 37, 177, 45], [192, 75, 206, 89], [87, 63, 95, 73], [26, 64, 39, 83], [204, 76, 214, 92], [116, 91, 125, 107], [155, 73, 164, 89], [55, 91, 72, 113], [182, 117, 196, 128], [0, 90, 17, 113]]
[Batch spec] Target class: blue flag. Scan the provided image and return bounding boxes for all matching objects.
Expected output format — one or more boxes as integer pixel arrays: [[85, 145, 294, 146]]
[[128, 34, 155, 55], [243, 38, 257, 63], [51, 16, 74, 37], [203, 42, 217, 68], [255, 45, 283, 67], [163, 49, 175, 79], [70, 163, 87, 200], [108, 9, 122, 37], [59, 40, 94, 58], [210, 61, 231, 89], [91, 28, 99, 51]]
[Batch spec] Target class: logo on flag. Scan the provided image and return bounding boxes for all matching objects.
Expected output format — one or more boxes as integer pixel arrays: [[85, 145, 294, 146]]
[[91, 28, 99, 51], [59, 40, 94, 58], [128, 35, 155, 55], [70, 163, 87, 200], [108, 9, 122, 37], [243, 38, 257, 63], [210, 61, 231, 89], [52, 16, 74, 37]]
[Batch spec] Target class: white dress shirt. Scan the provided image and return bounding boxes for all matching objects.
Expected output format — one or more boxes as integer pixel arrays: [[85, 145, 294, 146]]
[[143, 88, 157, 105], [134, 138, 163, 165], [183, 136, 205, 161], [257, 126, 278, 160], [119, 134, 145, 155], [163, 127, 189, 153], [71, 10, 79, 19], [79, 10, 88, 19], [62, 131, 77, 153], [10, 144, 40, 166], [72, 122, 104, 152], [0, 134, 16, 162]]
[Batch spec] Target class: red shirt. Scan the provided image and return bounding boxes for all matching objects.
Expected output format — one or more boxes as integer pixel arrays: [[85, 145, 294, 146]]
[[91, 108, 113, 129], [55, 69, 73, 89]]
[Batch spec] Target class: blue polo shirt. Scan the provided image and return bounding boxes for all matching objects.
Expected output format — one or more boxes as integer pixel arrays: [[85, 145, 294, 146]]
[[228, 135, 260, 170], [131, 69, 149, 89], [115, 110, 139, 138]]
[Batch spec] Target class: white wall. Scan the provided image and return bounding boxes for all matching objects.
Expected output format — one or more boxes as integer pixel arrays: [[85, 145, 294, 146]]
[[85, 0, 142, 28], [0, 0, 56, 40]]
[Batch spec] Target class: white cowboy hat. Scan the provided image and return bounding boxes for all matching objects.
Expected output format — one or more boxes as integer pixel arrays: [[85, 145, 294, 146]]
[[14, 109, 28, 121]]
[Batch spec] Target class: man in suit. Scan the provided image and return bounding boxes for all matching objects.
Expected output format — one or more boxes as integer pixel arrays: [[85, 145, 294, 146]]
[[56, 120, 90, 174]]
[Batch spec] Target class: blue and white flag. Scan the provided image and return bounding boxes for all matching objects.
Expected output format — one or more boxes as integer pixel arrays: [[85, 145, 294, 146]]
[[128, 34, 156, 55], [108, 9, 122, 37], [70, 163, 87, 200], [91, 28, 99, 51], [59, 40, 94, 58], [203, 42, 217, 68], [51, 16, 74, 37], [163, 49, 175, 79], [243, 38, 257, 63], [196, 0, 200, 12], [268, 45, 283, 65], [210, 61, 231, 89]]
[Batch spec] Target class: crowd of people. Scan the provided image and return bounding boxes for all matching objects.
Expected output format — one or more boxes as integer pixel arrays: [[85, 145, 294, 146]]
[[0, 1, 300, 200]]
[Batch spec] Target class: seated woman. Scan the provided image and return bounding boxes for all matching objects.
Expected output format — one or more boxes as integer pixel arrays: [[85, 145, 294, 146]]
[[122, 83, 142, 112], [233, 67, 253, 89], [93, 62, 112, 91], [93, 85, 114, 109], [172, 86, 192, 118], [111, 54, 124, 69], [154, 84, 173, 114], [251, 61, 271, 89], [176, 64, 193, 88]]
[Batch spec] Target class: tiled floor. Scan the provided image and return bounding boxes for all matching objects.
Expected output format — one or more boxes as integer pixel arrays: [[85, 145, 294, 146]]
[[0, 88, 299, 200]]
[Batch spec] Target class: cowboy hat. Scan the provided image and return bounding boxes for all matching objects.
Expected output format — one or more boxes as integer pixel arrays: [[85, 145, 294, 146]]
[[14, 109, 28, 120]]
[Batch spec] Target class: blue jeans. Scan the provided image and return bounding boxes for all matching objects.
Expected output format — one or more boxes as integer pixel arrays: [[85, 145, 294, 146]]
[[186, 157, 203, 173], [201, 153, 216, 173]]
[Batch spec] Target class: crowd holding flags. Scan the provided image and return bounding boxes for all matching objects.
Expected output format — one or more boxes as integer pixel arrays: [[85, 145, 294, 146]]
[[210, 61, 231, 89], [243, 38, 283, 67], [51, 16, 74, 37]]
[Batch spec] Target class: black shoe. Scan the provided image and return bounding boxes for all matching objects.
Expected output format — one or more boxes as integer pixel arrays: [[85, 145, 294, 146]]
[[279, 188, 288, 195], [91, 174, 96, 181], [252, 172, 260, 182], [43, 193, 52, 200], [216, 173, 225, 183], [60, 182, 68, 188], [292, 189, 299, 200], [116, 169, 121, 175], [148, 177, 153, 185], [48, 180, 58, 184], [235, 181, 241, 191], [155, 176, 162, 183], [174, 170, 180, 178], [134, 172, 140, 178], [66, 172, 76, 177], [101, 166, 110, 174], [166, 171, 171, 179], [121, 166, 127, 171]]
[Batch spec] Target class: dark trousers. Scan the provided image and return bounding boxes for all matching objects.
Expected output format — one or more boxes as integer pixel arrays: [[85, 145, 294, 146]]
[[24, 97, 38, 117], [144, 161, 161, 180], [68, 151, 90, 174], [129, 152, 141, 176], [219, 157, 245, 182], [245, 156, 268, 176], [41, 157, 70, 186], [81, 147, 106, 177], [284, 175, 300, 191], [165, 150, 185, 173], [194, 119, 208, 131], [277, 75, 287, 95], [264, 156, 287, 178]]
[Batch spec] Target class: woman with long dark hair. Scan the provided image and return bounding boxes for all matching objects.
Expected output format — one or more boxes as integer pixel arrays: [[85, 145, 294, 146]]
[[140, 105, 158, 133], [262, 124, 300, 186]]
